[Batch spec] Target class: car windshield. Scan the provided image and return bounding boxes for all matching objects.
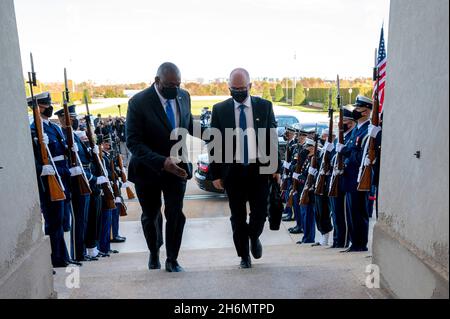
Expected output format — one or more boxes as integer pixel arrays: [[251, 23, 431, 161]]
[[276, 116, 298, 128]]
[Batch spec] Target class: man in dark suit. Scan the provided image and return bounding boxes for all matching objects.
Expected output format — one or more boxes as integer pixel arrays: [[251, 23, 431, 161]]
[[208, 68, 280, 269], [126, 62, 193, 272]]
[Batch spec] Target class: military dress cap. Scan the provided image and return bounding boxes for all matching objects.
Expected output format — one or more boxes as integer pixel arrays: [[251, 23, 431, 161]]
[[285, 125, 296, 133], [55, 104, 77, 117], [304, 138, 316, 147], [27, 91, 51, 107], [353, 95, 373, 109], [343, 105, 356, 120]]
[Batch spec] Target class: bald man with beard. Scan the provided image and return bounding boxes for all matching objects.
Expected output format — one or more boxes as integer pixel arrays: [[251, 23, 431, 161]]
[[208, 68, 281, 269]]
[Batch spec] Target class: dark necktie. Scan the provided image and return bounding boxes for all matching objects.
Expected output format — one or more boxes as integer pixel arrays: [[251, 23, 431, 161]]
[[239, 104, 249, 165]]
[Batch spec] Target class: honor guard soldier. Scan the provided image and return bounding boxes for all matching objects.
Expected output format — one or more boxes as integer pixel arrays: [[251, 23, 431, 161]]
[[287, 127, 314, 234], [55, 105, 97, 262], [312, 128, 336, 247], [336, 96, 372, 252], [329, 106, 356, 248], [296, 137, 318, 244], [280, 125, 298, 222], [28, 92, 79, 267], [97, 136, 118, 256]]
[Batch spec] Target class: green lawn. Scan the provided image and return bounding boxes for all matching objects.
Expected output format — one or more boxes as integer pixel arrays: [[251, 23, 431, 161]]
[[77, 98, 325, 117], [81, 99, 225, 117]]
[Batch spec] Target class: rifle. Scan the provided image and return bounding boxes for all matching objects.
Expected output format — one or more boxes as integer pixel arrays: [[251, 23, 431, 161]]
[[286, 140, 306, 208], [358, 49, 381, 191], [314, 88, 334, 195], [63, 68, 91, 195], [28, 53, 66, 202], [280, 137, 292, 193], [116, 148, 135, 200], [84, 96, 116, 209], [109, 140, 127, 217], [299, 125, 319, 205], [329, 75, 344, 197]]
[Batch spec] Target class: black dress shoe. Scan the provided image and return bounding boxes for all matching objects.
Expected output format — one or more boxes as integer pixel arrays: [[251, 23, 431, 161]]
[[83, 255, 99, 261], [97, 251, 110, 258], [67, 259, 83, 266], [340, 246, 363, 253], [240, 256, 252, 269], [250, 238, 263, 259], [289, 226, 303, 234], [111, 237, 126, 243], [165, 260, 184, 273], [109, 249, 119, 254], [148, 252, 161, 270], [282, 216, 295, 222], [311, 242, 321, 247]]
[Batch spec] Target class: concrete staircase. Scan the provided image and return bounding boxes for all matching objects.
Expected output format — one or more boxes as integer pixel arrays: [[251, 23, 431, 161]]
[[55, 218, 389, 299]]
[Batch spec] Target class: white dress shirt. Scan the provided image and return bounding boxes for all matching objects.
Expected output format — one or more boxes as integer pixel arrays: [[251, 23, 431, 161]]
[[357, 119, 370, 130], [233, 96, 257, 163], [155, 85, 180, 127]]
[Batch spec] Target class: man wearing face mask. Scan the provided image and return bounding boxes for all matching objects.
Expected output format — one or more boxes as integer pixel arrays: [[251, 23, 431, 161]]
[[28, 92, 77, 268], [328, 106, 356, 249], [208, 68, 281, 269], [126, 62, 194, 273], [335, 96, 372, 252]]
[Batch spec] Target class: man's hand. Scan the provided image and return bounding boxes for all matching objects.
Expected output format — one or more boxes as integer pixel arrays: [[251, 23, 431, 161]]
[[272, 173, 281, 185], [212, 179, 224, 190], [163, 157, 188, 179]]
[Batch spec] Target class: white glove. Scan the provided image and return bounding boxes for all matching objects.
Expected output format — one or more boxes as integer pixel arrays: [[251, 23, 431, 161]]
[[325, 142, 335, 153], [283, 161, 291, 169], [308, 167, 318, 176], [292, 172, 300, 181], [71, 143, 79, 153], [364, 156, 372, 167], [41, 165, 56, 176], [336, 143, 345, 153], [69, 166, 83, 177], [368, 124, 381, 138], [42, 133, 49, 145], [92, 145, 100, 155], [115, 197, 122, 204], [121, 181, 130, 189], [96, 176, 109, 185]]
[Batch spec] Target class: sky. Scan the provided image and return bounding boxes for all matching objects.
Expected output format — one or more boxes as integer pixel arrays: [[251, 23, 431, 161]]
[[14, 0, 390, 84]]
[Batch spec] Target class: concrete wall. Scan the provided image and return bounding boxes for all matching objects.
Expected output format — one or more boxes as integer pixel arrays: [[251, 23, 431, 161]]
[[0, 0, 54, 298], [373, 0, 449, 298]]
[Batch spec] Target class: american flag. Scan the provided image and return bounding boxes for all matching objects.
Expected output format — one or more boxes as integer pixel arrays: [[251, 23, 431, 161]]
[[374, 26, 387, 113]]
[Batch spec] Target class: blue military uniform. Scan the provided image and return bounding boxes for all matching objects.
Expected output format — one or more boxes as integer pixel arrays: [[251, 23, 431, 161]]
[[55, 105, 94, 261], [329, 107, 355, 248], [281, 126, 299, 221], [339, 96, 372, 251], [28, 92, 71, 267], [296, 139, 317, 244]]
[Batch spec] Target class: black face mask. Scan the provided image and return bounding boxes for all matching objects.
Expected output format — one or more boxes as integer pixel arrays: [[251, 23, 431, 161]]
[[352, 109, 363, 121], [230, 89, 248, 103], [71, 119, 79, 130], [42, 106, 54, 118], [159, 85, 178, 100]]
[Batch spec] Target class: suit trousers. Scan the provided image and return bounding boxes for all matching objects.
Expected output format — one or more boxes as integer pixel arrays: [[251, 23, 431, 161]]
[[135, 174, 187, 262], [224, 165, 270, 258], [346, 191, 369, 249]]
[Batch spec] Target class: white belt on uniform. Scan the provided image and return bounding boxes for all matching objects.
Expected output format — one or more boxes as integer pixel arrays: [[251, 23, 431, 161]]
[[52, 155, 65, 162]]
